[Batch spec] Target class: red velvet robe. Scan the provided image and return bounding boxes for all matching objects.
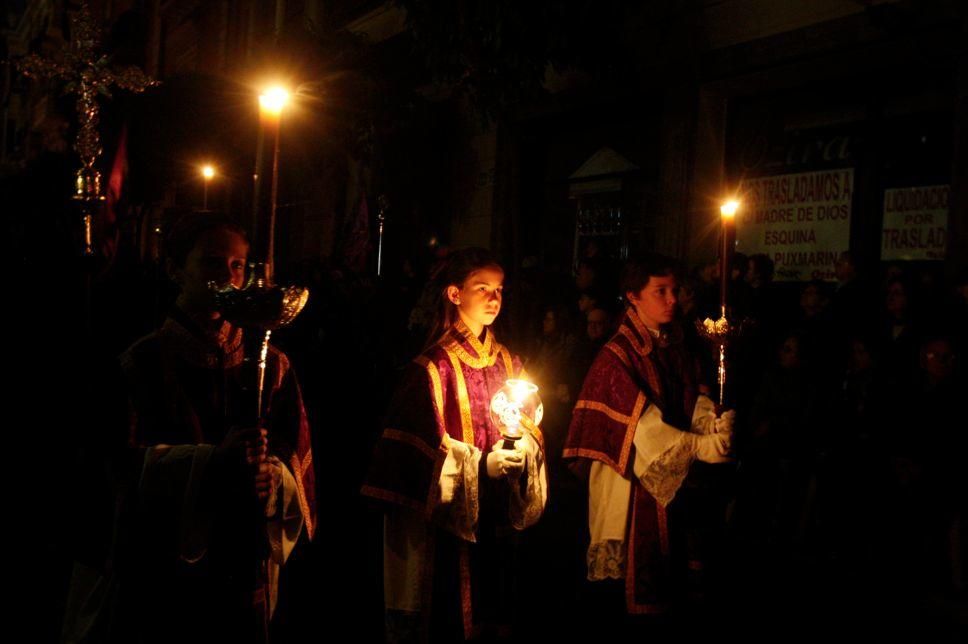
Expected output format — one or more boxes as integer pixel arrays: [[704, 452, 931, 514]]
[[123, 311, 316, 537], [564, 308, 703, 614], [116, 310, 315, 643], [363, 320, 544, 639]]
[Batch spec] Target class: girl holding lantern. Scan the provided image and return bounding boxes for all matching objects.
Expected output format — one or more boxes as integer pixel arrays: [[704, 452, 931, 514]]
[[363, 247, 548, 642]]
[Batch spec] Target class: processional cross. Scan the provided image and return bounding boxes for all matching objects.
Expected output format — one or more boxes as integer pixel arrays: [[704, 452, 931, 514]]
[[19, 3, 159, 256]]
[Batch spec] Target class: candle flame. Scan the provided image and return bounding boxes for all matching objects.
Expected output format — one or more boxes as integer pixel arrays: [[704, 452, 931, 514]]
[[720, 200, 740, 218], [201, 164, 215, 180]]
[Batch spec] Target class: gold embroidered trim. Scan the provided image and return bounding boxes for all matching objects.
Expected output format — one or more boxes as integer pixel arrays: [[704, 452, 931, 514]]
[[628, 307, 651, 342], [574, 400, 632, 424], [500, 347, 514, 377], [382, 428, 437, 460], [619, 393, 647, 470], [425, 444, 449, 518], [446, 322, 500, 368], [561, 447, 621, 473], [444, 349, 475, 445], [606, 342, 632, 368], [523, 418, 545, 452], [455, 318, 492, 354], [619, 325, 646, 356], [415, 356, 446, 424], [290, 451, 315, 539], [360, 485, 423, 513]]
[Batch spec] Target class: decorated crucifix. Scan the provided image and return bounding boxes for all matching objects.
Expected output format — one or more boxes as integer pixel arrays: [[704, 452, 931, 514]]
[[18, 3, 159, 256]]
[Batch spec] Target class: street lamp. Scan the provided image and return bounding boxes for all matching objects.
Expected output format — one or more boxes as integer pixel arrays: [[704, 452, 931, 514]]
[[258, 86, 290, 116]]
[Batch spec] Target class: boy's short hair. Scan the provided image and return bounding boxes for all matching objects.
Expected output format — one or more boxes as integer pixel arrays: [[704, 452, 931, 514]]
[[621, 253, 678, 296], [165, 213, 248, 267]]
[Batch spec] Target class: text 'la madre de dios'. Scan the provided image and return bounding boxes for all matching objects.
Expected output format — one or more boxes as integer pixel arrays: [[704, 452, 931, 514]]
[[741, 170, 854, 280], [744, 170, 853, 229]]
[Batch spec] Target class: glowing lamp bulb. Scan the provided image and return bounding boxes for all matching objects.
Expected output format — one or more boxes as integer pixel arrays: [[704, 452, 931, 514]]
[[490, 379, 542, 442], [259, 86, 290, 115], [201, 164, 215, 180]]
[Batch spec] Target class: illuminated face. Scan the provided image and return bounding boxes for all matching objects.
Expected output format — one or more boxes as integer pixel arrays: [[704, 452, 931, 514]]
[[627, 274, 677, 329], [172, 227, 249, 318], [448, 266, 504, 333]]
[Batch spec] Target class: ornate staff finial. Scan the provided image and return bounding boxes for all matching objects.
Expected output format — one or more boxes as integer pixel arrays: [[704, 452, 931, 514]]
[[18, 2, 159, 255], [696, 198, 753, 407]]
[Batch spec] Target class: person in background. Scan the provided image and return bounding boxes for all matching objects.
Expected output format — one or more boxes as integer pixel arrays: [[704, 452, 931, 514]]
[[63, 213, 315, 644]]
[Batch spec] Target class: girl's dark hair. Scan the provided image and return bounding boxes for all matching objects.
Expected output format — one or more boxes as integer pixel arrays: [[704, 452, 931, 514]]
[[620, 253, 678, 300], [164, 213, 248, 268], [425, 247, 503, 349]]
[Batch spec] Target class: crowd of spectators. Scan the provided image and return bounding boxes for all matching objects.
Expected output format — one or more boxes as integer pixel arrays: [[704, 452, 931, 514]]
[[502, 249, 966, 621]]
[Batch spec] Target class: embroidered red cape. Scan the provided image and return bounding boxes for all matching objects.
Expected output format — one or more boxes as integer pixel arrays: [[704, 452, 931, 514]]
[[363, 321, 542, 639], [122, 313, 316, 539], [564, 308, 700, 613]]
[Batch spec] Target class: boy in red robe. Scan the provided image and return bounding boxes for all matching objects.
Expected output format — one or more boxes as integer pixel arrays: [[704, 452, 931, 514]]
[[63, 214, 315, 644], [564, 254, 734, 624]]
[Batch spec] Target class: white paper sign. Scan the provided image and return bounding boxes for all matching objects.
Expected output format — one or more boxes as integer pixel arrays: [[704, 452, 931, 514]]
[[881, 185, 948, 261], [738, 169, 853, 281]]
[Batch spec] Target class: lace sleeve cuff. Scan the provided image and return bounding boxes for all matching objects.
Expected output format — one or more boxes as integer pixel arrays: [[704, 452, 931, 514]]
[[639, 436, 695, 507], [509, 433, 548, 530], [434, 436, 482, 542], [587, 539, 626, 581], [631, 404, 696, 507]]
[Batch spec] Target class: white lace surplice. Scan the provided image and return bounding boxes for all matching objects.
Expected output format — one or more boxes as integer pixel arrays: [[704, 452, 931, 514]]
[[384, 432, 547, 612], [586, 399, 714, 580]]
